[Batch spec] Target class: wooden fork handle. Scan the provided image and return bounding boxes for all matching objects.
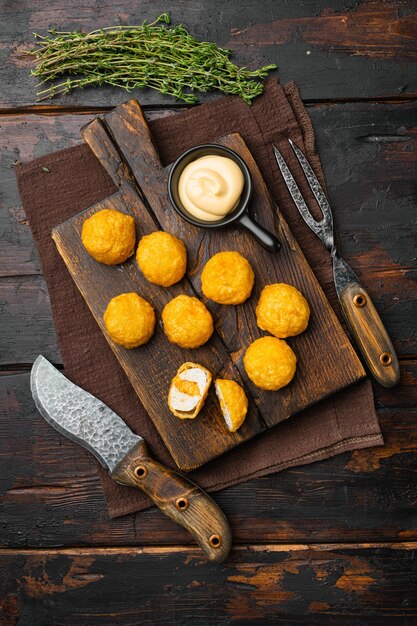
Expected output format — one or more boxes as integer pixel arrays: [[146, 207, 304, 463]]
[[338, 281, 400, 388], [111, 440, 232, 562]]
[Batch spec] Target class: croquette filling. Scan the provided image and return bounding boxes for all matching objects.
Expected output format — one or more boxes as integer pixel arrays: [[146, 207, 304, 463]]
[[169, 367, 208, 413], [214, 383, 233, 430]]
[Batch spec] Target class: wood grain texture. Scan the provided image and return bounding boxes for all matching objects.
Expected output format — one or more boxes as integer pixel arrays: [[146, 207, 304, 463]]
[[338, 278, 400, 387], [2, 266, 415, 367], [1, 0, 416, 108], [1, 366, 416, 548], [2, 101, 416, 283], [1, 100, 415, 549], [53, 100, 364, 471], [2, 101, 407, 370], [0, 544, 416, 625], [0, 108, 174, 278], [1, 1, 417, 616], [111, 439, 232, 561], [93, 99, 365, 422], [52, 192, 265, 470]]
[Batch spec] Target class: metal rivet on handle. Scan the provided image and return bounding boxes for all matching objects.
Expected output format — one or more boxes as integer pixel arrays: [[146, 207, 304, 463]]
[[134, 464, 147, 479], [209, 534, 222, 548], [353, 293, 367, 307], [175, 497, 189, 511], [380, 352, 393, 367]]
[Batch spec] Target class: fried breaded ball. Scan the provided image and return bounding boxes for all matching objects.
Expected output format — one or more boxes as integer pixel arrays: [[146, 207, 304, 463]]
[[162, 295, 213, 349], [256, 283, 310, 338], [201, 251, 254, 305], [81, 209, 135, 265], [243, 336, 297, 391], [104, 292, 155, 349], [215, 379, 248, 432], [136, 231, 187, 287]]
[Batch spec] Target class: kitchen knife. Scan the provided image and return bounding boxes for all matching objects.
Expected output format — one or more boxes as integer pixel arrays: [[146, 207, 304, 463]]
[[273, 140, 400, 388], [30, 355, 232, 562]]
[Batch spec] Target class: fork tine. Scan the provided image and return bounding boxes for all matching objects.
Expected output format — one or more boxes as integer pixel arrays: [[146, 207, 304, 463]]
[[273, 144, 327, 239], [288, 138, 333, 229]]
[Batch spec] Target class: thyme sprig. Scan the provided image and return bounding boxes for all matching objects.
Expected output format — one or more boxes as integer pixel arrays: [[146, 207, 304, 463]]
[[26, 13, 277, 104]]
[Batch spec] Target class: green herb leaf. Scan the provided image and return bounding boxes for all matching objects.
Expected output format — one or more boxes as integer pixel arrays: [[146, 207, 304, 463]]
[[25, 15, 277, 104]]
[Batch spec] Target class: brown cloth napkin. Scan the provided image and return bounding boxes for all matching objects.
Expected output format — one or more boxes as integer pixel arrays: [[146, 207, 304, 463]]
[[16, 79, 383, 518]]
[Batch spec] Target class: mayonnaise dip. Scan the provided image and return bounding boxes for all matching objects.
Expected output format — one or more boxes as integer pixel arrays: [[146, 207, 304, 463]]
[[178, 155, 244, 222]]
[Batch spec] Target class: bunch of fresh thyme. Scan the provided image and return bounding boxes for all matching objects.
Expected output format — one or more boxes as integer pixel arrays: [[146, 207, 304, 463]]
[[26, 13, 277, 104]]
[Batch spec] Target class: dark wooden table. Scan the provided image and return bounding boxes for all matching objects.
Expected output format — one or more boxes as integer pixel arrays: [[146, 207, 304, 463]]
[[1, 2, 416, 624]]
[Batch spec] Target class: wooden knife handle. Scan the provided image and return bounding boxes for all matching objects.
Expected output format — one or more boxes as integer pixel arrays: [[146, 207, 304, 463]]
[[338, 282, 400, 388], [111, 440, 232, 562]]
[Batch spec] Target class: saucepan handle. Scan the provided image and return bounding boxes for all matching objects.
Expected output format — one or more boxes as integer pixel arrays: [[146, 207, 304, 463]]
[[111, 440, 232, 562], [238, 212, 281, 253]]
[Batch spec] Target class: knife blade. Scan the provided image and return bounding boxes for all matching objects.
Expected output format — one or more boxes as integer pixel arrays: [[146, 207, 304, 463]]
[[273, 141, 400, 388], [30, 355, 232, 562]]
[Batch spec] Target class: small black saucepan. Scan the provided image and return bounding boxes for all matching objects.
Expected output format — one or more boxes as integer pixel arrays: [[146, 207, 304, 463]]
[[168, 144, 281, 253]]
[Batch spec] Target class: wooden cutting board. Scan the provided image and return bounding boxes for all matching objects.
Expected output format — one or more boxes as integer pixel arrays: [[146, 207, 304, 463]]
[[52, 99, 365, 471]]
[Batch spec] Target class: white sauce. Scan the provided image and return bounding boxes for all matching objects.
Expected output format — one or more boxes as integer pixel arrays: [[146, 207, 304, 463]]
[[178, 155, 244, 222]]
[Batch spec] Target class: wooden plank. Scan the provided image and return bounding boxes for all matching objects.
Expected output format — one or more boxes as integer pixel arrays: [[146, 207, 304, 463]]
[[96, 100, 364, 426], [1, 366, 416, 547], [0, 3, 416, 618], [2, 101, 416, 279], [0, 277, 61, 365], [0, 544, 416, 625], [52, 192, 265, 471], [1, 267, 415, 368], [1, 1, 417, 108], [0, 109, 176, 278], [51, 104, 364, 471], [2, 101, 415, 379]]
